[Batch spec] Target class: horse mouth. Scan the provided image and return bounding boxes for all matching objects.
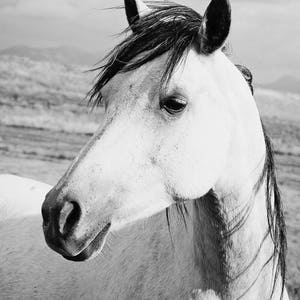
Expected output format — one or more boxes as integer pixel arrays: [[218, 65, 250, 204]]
[[63, 222, 111, 262]]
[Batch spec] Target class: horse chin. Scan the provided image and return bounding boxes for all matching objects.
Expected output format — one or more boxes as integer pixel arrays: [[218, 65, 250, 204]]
[[63, 223, 111, 262]]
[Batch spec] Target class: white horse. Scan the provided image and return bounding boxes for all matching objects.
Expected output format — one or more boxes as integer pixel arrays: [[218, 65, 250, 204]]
[[0, 0, 289, 299]]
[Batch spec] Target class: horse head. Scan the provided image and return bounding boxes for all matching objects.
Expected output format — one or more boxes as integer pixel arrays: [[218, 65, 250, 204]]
[[42, 0, 264, 262]]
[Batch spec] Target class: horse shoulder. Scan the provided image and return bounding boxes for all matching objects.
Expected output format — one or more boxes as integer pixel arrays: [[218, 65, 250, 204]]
[[0, 174, 52, 221]]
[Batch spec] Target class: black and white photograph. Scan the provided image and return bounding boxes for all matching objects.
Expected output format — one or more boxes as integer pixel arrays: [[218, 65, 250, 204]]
[[0, 0, 299, 299]]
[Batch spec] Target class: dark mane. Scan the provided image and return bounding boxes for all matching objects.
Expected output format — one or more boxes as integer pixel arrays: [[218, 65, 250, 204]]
[[88, 3, 203, 107], [259, 123, 287, 299], [237, 65, 287, 299]]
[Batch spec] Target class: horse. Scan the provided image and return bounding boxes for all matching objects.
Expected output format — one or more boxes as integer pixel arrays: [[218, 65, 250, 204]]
[[0, 0, 289, 299]]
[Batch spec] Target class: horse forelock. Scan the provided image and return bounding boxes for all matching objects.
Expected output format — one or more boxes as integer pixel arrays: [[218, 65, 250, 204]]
[[88, 3, 203, 108]]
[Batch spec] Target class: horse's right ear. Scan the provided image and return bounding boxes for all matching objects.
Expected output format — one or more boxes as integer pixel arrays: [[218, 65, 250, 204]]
[[124, 0, 151, 31], [198, 0, 231, 54]]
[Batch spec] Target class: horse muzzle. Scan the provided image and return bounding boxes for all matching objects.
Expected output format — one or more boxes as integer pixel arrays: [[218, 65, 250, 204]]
[[41, 188, 111, 261]]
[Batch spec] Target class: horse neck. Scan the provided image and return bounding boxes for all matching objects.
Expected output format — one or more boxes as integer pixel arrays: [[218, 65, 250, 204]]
[[193, 172, 282, 299], [191, 83, 284, 298]]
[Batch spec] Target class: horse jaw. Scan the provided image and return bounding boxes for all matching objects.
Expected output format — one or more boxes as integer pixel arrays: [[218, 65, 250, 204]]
[[212, 52, 266, 195]]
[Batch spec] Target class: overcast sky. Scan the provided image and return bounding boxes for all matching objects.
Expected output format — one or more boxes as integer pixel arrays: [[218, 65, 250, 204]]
[[0, 0, 299, 83]]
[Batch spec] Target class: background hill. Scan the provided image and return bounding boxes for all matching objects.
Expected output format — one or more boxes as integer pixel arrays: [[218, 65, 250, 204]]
[[2, 45, 300, 96], [0, 54, 299, 151], [258, 76, 300, 95], [0, 55, 99, 133], [0, 46, 101, 67]]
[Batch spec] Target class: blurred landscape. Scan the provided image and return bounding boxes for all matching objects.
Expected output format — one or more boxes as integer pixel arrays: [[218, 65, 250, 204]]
[[0, 47, 299, 299]]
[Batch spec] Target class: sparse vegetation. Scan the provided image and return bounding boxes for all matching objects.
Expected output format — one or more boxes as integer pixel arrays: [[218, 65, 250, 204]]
[[0, 55, 103, 134]]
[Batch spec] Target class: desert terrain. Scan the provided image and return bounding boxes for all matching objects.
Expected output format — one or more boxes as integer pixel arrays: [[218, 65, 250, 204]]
[[0, 54, 299, 299]]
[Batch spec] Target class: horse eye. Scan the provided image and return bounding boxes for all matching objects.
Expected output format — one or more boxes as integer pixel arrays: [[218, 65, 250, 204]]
[[160, 97, 187, 115]]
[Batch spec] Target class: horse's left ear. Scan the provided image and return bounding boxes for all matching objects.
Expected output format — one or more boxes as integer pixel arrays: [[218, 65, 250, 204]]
[[198, 0, 231, 54], [124, 0, 151, 31]]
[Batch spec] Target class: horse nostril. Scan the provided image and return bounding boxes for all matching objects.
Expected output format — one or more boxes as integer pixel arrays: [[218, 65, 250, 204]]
[[59, 201, 81, 236]]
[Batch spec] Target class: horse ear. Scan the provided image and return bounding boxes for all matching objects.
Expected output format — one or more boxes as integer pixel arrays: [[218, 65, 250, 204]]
[[124, 0, 151, 30], [198, 0, 231, 54]]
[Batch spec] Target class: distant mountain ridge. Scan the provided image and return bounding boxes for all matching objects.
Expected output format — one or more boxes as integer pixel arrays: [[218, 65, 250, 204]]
[[258, 75, 300, 95], [0, 45, 103, 67]]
